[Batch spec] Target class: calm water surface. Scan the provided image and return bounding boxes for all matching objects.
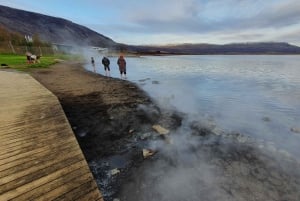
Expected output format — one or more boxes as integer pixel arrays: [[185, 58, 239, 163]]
[[87, 55, 300, 156]]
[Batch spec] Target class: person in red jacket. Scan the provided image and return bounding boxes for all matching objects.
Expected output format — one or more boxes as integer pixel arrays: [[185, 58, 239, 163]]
[[117, 55, 126, 79]]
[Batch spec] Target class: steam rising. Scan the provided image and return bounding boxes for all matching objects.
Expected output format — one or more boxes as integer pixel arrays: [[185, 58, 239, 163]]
[[118, 114, 300, 200], [116, 74, 300, 201]]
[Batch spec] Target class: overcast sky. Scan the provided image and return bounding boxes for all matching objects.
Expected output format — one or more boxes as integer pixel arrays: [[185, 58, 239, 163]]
[[1, 0, 300, 46]]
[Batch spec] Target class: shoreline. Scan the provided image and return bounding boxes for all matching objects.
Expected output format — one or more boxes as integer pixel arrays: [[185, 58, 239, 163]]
[[30, 61, 158, 159], [30, 61, 181, 200]]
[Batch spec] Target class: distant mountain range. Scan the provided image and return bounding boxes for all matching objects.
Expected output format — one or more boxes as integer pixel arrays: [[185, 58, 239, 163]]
[[127, 42, 300, 55], [1, 4, 300, 55]]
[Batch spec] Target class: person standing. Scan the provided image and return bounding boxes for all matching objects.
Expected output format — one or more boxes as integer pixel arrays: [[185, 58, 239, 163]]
[[117, 55, 126, 79], [91, 57, 95, 72], [101, 56, 110, 76], [91, 57, 95, 65]]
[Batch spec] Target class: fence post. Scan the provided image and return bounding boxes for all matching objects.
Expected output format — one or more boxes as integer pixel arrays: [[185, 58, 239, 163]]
[[8, 41, 16, 54], [39, 46, 42, 56]]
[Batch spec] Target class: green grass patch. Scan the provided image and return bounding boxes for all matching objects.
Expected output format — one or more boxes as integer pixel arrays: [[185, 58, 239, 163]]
[[0, 54, 81, 70]]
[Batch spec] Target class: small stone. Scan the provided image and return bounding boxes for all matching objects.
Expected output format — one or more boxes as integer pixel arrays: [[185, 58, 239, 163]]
[[291, 127, 300, 134], [140, 133, 151, 140], [262, 117, 271, 122], [211, 127, 223, 136], [113, 198, 120, 201], [78, 131, 87, 137], [139, 78, 150, 82], [237, 135, 248, 143], [152, 124, 169, 135], [110, 168, 120, 176], [143, 149, 156, 158], [129, 129, 135, 134]]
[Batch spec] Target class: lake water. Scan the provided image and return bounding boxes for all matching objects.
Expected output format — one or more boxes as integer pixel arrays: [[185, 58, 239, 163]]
[[86, 55, 300, 157], [86, 55, 300, 201]]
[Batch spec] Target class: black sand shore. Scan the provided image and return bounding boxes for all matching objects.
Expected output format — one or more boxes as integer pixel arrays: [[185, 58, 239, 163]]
[[30, 61, 181, 200], [31, 61, 153, 160]]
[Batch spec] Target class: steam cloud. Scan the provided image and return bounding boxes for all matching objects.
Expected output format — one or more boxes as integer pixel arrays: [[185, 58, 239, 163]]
[[116, 77, 300, 201]]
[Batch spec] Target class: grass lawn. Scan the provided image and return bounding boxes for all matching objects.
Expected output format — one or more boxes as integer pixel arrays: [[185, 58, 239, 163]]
[[0, 54, 80, 70]]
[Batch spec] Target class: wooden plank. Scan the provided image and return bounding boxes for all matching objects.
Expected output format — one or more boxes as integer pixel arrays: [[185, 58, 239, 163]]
[[0, 153, 83, 192], [0, 127, 70, 153], [10, 166, 90, 201], [53, 180, 98, 201], [0, 143, 79, 177], [0, 126, 70, 150], [0, 128, 72, 158], [0, 114, 67, 138], [0, 71, 102, 200], [75, 187, 104, 201], [0, 160, 88, 200], [35, 173, 95, 201], [0, 126, 69, 145], [0, 123, 67, 141], [0, 137, 75, 166], [0, 139, 78, 172]]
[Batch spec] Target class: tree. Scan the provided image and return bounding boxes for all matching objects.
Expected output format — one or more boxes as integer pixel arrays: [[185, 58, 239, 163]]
[[0, 26, 9, 42], [0, 26, 50, 46]]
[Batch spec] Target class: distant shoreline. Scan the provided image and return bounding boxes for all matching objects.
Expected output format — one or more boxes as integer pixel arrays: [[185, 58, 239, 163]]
[[129, 52, 300, 56], [124, 42, 300, 56], [112, 52, 300, 57]]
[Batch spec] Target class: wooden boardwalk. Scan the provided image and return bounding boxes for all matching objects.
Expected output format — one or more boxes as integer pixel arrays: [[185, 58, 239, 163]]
[[0, 71, 103, 201]]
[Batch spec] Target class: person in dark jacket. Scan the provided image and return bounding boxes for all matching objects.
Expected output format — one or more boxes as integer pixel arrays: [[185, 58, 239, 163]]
[[91, 57, 95, 72], [117, 55, 126, 79], [101, 56, 110, 76]]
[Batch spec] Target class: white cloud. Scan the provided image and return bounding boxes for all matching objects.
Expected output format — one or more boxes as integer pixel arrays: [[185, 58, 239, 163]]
[[126, 0, 199, 23]]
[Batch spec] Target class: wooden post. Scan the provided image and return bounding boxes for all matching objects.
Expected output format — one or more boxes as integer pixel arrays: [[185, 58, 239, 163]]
[[8, 41, 16, 54], [39, 46, 42, 56]]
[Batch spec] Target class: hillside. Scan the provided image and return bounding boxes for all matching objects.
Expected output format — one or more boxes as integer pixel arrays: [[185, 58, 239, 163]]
[[0, 5, 117, 47], [127, 42, 300, 55]]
